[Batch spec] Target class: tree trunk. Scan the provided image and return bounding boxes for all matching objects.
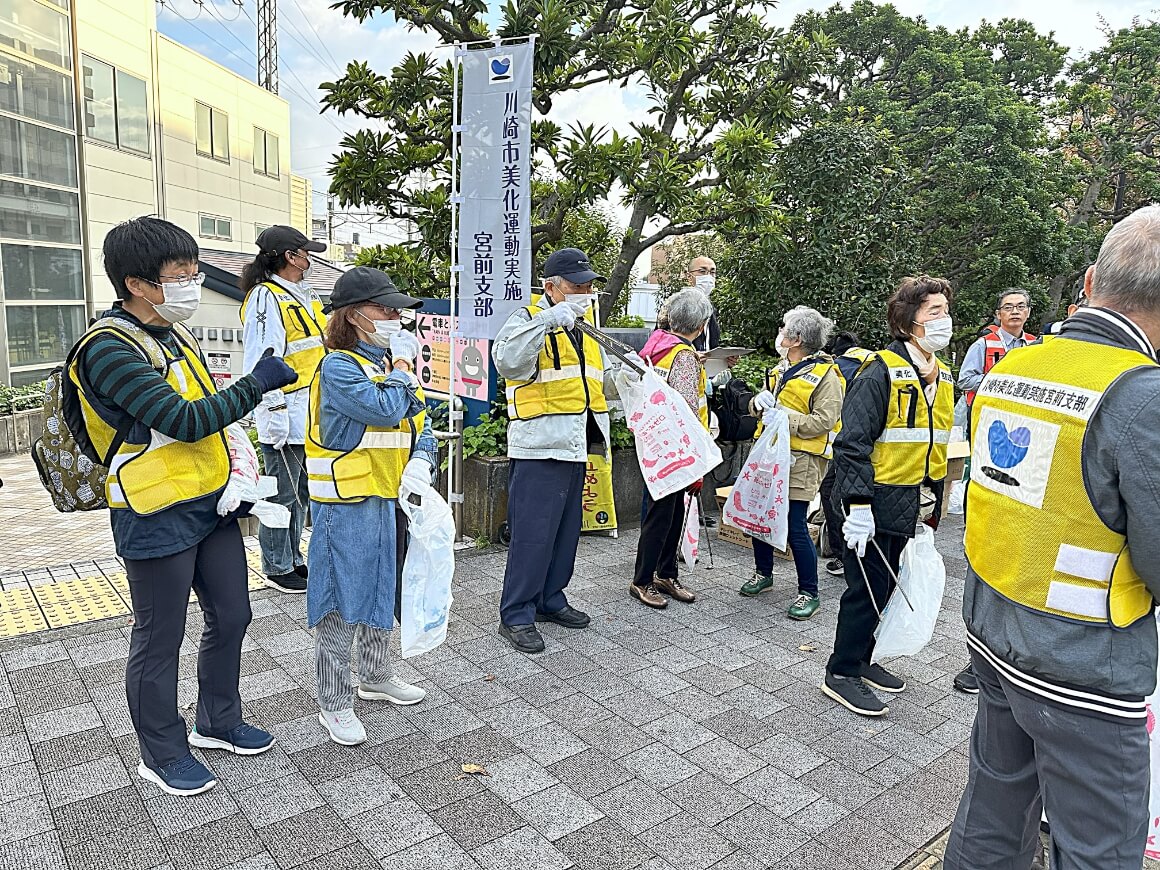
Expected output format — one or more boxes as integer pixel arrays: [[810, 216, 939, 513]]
[[599, 200, 651, 322]]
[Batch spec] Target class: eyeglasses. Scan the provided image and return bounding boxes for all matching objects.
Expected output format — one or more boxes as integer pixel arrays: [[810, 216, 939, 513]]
[[149, 272, 206, 289], [998, 304, 1029, 313], [691, 267, 716, 276]]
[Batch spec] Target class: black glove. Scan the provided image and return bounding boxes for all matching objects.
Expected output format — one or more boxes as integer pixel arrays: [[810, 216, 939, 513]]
[[251, 353, 297, 392]]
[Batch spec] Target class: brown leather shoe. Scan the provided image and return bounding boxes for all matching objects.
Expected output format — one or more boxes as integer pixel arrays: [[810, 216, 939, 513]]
[[654, 576, 696, 603], [630, 582, 668, 609]]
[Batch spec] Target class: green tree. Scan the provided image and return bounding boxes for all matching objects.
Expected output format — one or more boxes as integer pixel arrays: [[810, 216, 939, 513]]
[[721, 120, 918, 349], [1048, 17, 1160, 312], [323, 0, 825, 320], [783, 2, 1071, 344]]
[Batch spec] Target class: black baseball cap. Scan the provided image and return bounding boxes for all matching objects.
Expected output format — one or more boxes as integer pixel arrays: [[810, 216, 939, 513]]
[[543, 247, 604, 284], [324, 266, 423, 313], [256, 224, 326, 256]]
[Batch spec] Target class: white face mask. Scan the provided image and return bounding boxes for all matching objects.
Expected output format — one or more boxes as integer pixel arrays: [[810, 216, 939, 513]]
[[915, 315, 953, 353], [694, 274, 715, 295], [358, 311, 401, 348], [152, 283, 201, 323], [774, 333, 789, 358]]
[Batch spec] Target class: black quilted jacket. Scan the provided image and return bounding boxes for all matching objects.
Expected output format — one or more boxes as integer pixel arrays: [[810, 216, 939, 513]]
[[829, 340, 945, 538]]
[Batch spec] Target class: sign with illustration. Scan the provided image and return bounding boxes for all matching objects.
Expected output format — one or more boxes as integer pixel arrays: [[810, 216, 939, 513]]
[[206, 351, 232, 389], [580, 453, 617, 534], [413, 312, 491, 400], [970, 406, 1058, 509]]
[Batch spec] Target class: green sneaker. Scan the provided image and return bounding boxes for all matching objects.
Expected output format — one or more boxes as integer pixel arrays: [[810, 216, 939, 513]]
[[739, 572, 773, 597], [787, 594, 820, 620]]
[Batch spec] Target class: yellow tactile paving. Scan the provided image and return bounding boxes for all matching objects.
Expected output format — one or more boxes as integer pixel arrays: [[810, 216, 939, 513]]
[[32, 577, 118, 606], [40, 593, 130, 627], [0, 587, 38, 612], [0, 606, 50, 637]]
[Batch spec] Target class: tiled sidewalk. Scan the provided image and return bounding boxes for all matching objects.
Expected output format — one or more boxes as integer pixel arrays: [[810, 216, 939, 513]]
[[0, 473, 984, 870]]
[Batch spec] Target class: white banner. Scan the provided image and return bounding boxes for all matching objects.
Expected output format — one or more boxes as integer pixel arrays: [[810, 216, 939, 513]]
[[457, 42, 533, 340]]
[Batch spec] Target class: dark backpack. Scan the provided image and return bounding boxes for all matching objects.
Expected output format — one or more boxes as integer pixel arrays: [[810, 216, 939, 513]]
[[710, 377, 758, 442]]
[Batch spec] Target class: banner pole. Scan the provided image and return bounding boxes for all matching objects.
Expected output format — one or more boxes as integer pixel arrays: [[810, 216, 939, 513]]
[[448, 44, 464, 541]]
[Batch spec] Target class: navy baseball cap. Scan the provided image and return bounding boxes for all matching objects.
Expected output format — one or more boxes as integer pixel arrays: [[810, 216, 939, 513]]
[[256, 224, 326, 256], [543, 248, 604, 284], [325, 266, 423, 313]]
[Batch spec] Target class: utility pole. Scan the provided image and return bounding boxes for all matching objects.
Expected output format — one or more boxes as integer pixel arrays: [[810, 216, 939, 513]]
[[327, 195, 336, 245], [257, 0, 278, 94]]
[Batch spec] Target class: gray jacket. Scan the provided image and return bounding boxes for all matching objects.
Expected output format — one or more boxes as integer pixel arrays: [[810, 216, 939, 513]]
[[963, 307, 1160, 704], [492, 303, 610, 463]]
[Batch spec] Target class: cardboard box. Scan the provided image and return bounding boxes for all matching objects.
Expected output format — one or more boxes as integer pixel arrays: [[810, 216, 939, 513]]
[[715, 487, 791, 558], [941, 441, 971, 519]]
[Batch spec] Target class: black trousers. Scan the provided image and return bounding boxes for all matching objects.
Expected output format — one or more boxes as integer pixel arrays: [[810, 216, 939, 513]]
[[827, 531, 907, 677], [633, 490, 685, 587], [819, 465, 842, 556], [500, 459, 585, 626], [124, 521, 252, 769]]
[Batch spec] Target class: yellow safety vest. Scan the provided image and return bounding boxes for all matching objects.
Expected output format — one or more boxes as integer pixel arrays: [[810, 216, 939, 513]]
[[772, 357, 842, 458], [964, 336, 1156, 628], [70, 319, 230, 515], [306, 349, 426, 503], [241, 281, 327, 393], [868, 349, 955, 485], [504, 295, 608, 421], [652, 341, 709, 429]]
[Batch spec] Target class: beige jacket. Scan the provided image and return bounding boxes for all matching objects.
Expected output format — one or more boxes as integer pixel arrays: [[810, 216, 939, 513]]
[[750, 363, 844, 503]]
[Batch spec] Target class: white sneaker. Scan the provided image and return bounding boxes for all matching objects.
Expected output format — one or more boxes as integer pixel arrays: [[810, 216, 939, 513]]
[[357, 675, 427, 706], [318, 708, 366, 746]]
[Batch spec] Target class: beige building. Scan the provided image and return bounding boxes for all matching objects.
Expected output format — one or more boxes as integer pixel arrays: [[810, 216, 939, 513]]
[[0, 0, 306, 385]]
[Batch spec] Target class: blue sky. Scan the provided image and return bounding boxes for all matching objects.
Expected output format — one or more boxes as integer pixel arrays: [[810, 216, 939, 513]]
[[156, 0, 1156, 248]]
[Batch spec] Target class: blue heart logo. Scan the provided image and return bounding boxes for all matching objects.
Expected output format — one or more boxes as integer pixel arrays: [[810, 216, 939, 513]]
[[987, 419, 1031, 469], [491, 58, 511, 76]]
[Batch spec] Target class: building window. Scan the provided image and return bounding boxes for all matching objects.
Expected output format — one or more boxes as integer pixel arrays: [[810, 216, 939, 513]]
[[0, 180, 81, 243], [0, 56, 74, 129], [0, 244, 82, 300], [0, 116, 78, 187], [255, 223, 270, 238], [195, 101, 228, 162], [5, 303, 84, 368], [80, 57, 149, 155], [253, 127, 279, 178], [199, 213, 232, 241], [0, 0, 71, 71], [0, 0, 72, 71]]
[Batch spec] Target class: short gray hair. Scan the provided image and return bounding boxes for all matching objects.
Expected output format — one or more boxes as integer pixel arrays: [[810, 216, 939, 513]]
[[665, 289, 714, 335], [1091, 205, 1160, 314], [782, 305, 834, 353], [996, 288, 1031, 309]]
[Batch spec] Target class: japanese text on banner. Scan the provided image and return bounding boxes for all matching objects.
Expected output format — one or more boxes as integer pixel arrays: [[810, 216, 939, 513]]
[[457, 43, 532, 340]]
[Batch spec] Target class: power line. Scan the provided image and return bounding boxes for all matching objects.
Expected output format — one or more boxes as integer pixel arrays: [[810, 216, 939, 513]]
[[284, 0, 343, 74]]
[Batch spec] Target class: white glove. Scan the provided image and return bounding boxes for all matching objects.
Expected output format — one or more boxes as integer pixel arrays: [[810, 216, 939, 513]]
[[620, 351, 645, 383], [753, 390, 778, 413], [565, 298, 592, 319], [843, 505, 876, 557], [217, 477, 244, 516], [399, 456, 432, 500], [540, 302, 578, 330], [266, 409, 290, 451], [390, 330, 421, 364]]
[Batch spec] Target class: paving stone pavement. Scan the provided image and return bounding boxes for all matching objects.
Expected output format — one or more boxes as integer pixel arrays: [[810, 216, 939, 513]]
[[4, 497, 1156, 870], [0, 497, 989, 870]]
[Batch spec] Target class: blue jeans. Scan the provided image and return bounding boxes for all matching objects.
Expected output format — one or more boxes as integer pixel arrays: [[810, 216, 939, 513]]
[[752, 499, 818, 597], [258, 443, 309, 576]]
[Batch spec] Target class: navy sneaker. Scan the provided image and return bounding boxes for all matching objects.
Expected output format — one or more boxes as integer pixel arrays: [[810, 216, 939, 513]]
[[188, 722, 275, 756], [137, 753, 217, 796]]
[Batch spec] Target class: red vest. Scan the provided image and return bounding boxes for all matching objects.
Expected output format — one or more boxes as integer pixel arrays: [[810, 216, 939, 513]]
[[965, 325, 1036, 404]]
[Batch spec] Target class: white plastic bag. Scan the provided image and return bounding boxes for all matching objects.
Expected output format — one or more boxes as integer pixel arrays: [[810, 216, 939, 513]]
[[397, 478, 455, 658], [947, 480, 965, 516], [723, 408, 791, 551], [872, 524, 946, 661], [217, 424, 290, 528], [618, 367, 723, 500], [1145, 613, 1160, 860], [679, 493, 699, 566]]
